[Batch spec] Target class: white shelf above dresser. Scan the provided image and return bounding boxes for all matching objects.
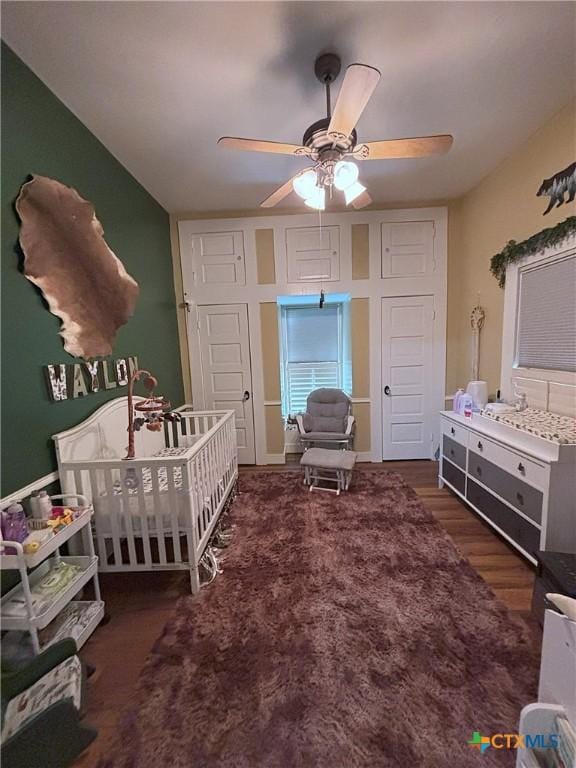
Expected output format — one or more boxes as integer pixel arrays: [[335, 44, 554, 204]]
[[439, 411, 576, 563]]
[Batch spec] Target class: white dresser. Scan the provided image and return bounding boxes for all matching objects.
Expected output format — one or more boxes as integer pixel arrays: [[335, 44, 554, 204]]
[[439, 411, 576, 563]]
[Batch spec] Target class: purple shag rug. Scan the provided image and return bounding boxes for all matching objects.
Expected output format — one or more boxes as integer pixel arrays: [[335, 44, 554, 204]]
[[99, 469, 538, 768]]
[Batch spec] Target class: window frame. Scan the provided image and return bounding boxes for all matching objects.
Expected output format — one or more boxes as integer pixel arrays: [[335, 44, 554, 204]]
[[278, 296, 351, 417], [500, 239, 576, 404]]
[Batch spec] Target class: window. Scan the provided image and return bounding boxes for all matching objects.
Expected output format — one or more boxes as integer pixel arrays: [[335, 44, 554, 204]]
[[278, 295, 352, 416], [515, 254, 576, 372]]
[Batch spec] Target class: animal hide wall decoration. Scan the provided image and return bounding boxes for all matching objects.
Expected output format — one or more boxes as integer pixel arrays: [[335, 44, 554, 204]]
[[15, 175, 139, 359], [537, 161, 576, 215]]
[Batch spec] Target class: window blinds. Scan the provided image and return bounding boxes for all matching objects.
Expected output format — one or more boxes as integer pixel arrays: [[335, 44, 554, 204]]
[[285, 305, 340, 363], [281, 304, 343, 415], [516, 255, 576, 372]]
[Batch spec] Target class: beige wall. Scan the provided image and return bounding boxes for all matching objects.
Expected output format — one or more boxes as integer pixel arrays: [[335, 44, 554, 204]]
[[255, 229, 276, 284], [447, 101, 576, 397], [260, 302, 284, 454], [351, 402, 371, 453], [351, 298, 370, 399], [260, 302, 281, 400], [265, 404, 285, 455], [351, 223, 370, 280], [351, 297, 371, 452]]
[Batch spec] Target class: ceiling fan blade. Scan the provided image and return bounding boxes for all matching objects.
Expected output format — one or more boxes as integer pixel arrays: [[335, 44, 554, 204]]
[[353, 134, 454, 160], [218, 137, 314, 157], [260, 171, 306, 208], [351, 190, 372, 210], [328, 64, 381, 142]]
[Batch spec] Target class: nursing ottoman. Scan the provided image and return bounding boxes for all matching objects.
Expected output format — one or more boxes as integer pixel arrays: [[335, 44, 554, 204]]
[[300, 447, 357, 495]]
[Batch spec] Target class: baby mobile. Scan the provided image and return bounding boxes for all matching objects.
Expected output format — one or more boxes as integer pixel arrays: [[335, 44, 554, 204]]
[[124, 368, 180, 460]]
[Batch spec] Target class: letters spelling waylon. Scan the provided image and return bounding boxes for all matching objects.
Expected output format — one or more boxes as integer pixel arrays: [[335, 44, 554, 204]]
[[45, 357, 139, 401]]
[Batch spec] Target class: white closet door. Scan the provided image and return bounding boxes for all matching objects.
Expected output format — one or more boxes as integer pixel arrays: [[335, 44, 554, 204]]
[[381, 296, 435, 460], [191, 231, 246, 286], [381, 221, 435, 278], [197, 304, 255, 464], [285, 226, 340, 282]]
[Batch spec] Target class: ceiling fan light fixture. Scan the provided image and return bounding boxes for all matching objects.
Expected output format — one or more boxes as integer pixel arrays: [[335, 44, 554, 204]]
[[333, 160, 359, 191], [219, 56, 452, 212], [293, 169, 318, 200], [304, 186, 326, 211], [344, 181, 366, 206]]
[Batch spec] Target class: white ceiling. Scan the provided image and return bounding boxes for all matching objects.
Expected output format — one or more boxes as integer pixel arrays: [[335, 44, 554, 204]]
[[2, 1, 575, 213]]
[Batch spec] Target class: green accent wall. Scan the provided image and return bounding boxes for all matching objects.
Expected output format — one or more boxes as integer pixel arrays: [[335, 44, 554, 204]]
[[1, 44, 184, 496]]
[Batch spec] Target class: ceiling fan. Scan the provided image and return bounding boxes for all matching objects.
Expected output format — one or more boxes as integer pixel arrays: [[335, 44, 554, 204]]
[[218, 53, 453, 210]]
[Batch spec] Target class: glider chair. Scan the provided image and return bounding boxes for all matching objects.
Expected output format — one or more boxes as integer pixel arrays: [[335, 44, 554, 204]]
[[296, 388, 355, 450], [1, 639, 97, 768]]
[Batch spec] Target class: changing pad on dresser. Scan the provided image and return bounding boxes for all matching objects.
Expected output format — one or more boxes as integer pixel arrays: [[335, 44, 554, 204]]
[[481, 407, 576, 445]]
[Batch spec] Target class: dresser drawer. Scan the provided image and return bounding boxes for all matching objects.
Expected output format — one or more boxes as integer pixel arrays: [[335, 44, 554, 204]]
[[467, 480, 540, 559], [441, 458, 466, 495], [441, 418, 468, 448], [467, 479, 517, 539], [468, 451, 543, 525], [442, 435, 467, 470], [516, 513, 541, 560], [468, 432, 547, 490]]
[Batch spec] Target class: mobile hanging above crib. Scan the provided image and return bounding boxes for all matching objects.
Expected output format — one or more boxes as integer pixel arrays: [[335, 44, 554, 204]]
[[124, 367, 174, 459]]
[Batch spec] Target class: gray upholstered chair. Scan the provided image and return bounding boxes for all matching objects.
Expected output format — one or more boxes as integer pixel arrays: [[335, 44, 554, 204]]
[[295, 388, 355, 450]]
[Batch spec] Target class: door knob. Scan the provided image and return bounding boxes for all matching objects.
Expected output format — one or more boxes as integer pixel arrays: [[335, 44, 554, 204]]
[[243, 391, 250, 402], [384, 385, 391, 396]]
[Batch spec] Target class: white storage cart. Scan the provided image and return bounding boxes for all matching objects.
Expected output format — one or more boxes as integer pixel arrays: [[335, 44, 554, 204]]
[[0, 494, 104, 655]]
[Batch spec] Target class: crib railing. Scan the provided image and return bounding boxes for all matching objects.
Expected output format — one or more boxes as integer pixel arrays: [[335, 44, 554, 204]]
[[58, 410, 237, 592], [186, 410, 237, 555], [164, 408, 225, 449]]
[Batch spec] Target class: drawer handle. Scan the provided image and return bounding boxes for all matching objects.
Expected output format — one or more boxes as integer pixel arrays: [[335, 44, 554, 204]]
[[477, 441, 483, 451], [475, 466, 482, 476], [516, 492, 524, 505], [450, 427, 455, 436], [518, 462, 525, 474]]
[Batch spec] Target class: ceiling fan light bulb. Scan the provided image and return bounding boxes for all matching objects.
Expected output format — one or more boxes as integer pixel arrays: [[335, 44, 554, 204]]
[[293, 169, 318, 200], [305, 186, 326, 210], [334, 160, 359, 191], [344, 181, 366, 205]]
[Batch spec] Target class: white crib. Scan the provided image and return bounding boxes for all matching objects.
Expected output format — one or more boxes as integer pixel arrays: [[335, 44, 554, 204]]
[[53, 397, 237, 593]]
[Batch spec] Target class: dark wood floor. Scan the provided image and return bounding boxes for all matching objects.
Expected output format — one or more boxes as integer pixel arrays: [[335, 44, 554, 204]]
[[76, 460, 537, 767]]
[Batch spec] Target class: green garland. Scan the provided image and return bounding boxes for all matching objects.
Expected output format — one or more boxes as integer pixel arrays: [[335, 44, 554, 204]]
[[490, 215, 576, 288]]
